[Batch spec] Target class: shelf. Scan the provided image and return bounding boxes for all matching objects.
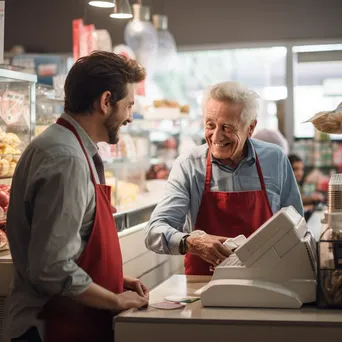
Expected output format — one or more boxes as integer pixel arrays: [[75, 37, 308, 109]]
[[103, 155, 176, 164], [133, 116, 190, 122], [0, 68, 37, 83], [103, 156, 150, 164]]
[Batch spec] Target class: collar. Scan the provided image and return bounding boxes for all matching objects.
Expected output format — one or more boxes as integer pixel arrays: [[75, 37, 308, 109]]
[[211, 138, 256, 167], [60, 113, 98, 157]]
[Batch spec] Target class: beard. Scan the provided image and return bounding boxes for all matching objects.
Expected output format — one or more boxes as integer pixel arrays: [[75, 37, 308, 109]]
[[104, 106, 121, 145], [108, 127, 120, 145]]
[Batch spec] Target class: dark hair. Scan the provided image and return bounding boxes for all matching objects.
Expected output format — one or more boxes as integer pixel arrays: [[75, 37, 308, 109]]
[[288, 154, 303, 166], [64, 51, 146, 115]]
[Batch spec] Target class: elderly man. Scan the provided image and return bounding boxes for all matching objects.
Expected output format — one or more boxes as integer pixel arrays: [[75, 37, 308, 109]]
[[145, 81, 303, 275]]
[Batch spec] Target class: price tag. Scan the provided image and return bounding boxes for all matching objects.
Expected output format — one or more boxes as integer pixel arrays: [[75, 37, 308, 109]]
[[1, 90, 26, 125]]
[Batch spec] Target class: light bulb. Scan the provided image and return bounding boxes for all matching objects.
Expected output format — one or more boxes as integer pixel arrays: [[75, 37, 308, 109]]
[[89, 1, 114, 8]]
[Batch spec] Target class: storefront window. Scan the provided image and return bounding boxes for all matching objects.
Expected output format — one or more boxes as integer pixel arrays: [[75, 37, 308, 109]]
[[293, 44, 342, 139], [150, 46, 287, 130]]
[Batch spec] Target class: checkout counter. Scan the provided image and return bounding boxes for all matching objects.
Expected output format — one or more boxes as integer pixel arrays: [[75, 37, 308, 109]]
[[0, 207, 336, 342], [115, 275, 342, 342], [115, 207, 342, 342]]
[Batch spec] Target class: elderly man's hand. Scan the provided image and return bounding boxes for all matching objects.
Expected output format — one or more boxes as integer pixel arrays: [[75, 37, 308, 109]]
[[186, 234, 232, 265]]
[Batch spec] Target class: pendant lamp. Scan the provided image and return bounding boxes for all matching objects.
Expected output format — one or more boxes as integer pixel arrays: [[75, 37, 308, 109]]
[[110, 0, 133, 19], [152, 14, 177, 71], [89, 0, 115, 8], [124, 4, 158, 69]]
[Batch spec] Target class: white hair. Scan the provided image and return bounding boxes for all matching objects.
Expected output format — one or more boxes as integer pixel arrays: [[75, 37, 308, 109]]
[[202, 81, 260, 125]]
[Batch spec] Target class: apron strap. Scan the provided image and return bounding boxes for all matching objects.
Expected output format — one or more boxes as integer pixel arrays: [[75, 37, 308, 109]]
[[205, 150, 212, 191], [255, 153, 266, 191], [254, 150, 273, 214], [56, 118, 97, 186], [205, 143, 270, 194]]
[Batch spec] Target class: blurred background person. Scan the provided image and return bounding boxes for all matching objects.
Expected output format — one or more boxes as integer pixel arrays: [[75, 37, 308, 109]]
[[253, 128, 289, 155], [288, 154, 325, 206]]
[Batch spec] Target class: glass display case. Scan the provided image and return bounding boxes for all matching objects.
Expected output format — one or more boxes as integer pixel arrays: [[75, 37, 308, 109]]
[[35, 84, 63, 136], [0, 68, 37, 253], [100, 130, 165, 215], [0, 68, 37, 165], [0, 68, 36, 181]]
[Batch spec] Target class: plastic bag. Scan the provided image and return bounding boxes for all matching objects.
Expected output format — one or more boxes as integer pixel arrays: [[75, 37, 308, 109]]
[[304, 102, 342, 134]]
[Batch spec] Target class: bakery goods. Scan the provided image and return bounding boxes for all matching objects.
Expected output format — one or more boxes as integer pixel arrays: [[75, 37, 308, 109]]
[[0, 230, 10, 256], [0, 159, 10, 177], [8, 161, 17, 177], [0, 144, 21, 155], [0, 131, 21, 178]]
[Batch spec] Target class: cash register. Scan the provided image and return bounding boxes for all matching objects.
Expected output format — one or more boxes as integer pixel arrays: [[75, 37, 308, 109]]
[[198, 206, 317, 309]]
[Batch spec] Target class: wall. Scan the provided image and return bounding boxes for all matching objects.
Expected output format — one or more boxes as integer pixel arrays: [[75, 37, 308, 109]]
[[5, 0, 342, 53]]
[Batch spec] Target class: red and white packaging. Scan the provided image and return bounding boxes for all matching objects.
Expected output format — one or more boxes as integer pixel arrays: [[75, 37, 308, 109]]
[[73, 19, 98, 62], [85, 24, 98, 55], [0, 2, 4, 64]]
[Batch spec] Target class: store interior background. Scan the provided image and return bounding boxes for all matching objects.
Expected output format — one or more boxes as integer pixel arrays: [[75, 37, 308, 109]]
[[1, 0, 342, 301], [4, 0, 342, 212]]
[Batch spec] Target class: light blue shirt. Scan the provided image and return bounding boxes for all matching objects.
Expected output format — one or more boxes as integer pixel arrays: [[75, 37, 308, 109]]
[[145, 138, 304, 255]]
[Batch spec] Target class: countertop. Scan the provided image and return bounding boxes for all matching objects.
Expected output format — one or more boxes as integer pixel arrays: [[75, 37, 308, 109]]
[[116, 274, 342, 325], [115, 275, 342, 342]]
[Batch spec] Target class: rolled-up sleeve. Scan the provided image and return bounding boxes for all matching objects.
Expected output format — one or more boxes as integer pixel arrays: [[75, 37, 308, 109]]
[[27, 155, 92, 297], [145, 157, 192, 255], [279, 154, 304, 216]]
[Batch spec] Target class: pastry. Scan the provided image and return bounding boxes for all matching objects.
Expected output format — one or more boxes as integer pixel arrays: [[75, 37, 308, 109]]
[[0, 145, 20, 155], [12, 155, 20, 163], [180, 105, 190, 114], [8, 161, 17, 177], [153, 100, 180, 108], [2, 154, 12, 162], [0, 159, 10, 177], [0, 230, 10, 256], [5, 133, 21, 147]]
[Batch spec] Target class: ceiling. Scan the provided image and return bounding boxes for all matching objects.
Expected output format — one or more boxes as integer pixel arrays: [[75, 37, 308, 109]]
[[4, 0, 342, 53]]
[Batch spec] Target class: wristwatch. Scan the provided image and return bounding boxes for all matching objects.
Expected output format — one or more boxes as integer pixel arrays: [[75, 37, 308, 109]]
[[179, 235, 190, 255]]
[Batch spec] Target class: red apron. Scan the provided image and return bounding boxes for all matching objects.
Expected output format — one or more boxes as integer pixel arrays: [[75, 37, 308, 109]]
[[184, 148, 273, 275], [40, 118, 123, 342]]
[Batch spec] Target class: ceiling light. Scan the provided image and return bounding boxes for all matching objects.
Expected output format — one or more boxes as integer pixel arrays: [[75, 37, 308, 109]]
[[89, 1, 115, 8], [110, 0, 132, 19]]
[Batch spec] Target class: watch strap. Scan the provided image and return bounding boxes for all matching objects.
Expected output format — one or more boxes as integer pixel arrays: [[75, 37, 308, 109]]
[[179, 234, 190, 255]]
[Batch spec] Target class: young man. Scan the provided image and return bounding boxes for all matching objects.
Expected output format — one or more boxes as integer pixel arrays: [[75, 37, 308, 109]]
[[5, 51, 148, 342], [145, 82, 303, 275]]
